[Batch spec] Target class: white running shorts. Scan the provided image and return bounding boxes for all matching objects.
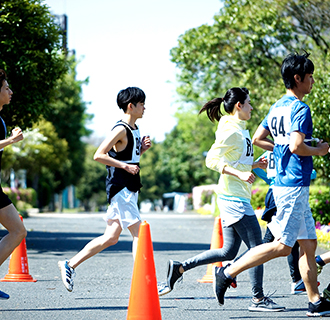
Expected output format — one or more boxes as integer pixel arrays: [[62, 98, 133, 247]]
[[103, 187, 141, 229]]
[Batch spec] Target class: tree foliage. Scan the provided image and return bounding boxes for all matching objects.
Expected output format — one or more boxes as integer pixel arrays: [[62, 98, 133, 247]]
[[75, 144, 106, 211], [0, 0, 67, 129], [2, 119, 70, 208], [45, 58, 92, 192], [166, 0, 330, 190], [139, 140, 172, 202], [0, 1, 93, 208], [307, 72, 330, 182], [158, 114, 218, 193], [10, 120, 69, 176]]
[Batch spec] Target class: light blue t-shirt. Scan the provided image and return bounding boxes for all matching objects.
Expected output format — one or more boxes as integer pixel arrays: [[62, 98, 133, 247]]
[[261, 95, 313, 187]]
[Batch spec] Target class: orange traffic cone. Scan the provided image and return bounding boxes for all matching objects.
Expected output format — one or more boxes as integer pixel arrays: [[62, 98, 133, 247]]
[[198, 216, 223, 283], [127, 221, 161, 320], [0, 215, 36, 282]]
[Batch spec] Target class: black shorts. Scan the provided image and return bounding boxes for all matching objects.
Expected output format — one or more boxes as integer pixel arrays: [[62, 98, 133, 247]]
[[0, 187, 12, 209]]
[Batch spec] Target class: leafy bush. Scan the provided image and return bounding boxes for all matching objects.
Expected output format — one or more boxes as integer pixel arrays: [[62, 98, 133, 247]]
[[250, 185, 269, 210], [309, 185, 330, 225], [201, 190, 214, 206], [3, 187, 37, 209]]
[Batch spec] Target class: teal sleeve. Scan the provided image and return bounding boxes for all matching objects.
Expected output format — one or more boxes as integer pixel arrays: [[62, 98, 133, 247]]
[[253, 167, 272, 185], [311, 169, 317, 180]]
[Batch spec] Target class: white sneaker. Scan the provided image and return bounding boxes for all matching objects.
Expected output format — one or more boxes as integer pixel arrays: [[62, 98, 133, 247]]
[[58, 260, 76, 292], [158, 281, 171, 296]]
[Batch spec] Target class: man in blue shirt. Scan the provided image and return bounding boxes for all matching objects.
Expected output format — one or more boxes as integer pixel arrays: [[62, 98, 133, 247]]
[[212, 52, 330, 317]]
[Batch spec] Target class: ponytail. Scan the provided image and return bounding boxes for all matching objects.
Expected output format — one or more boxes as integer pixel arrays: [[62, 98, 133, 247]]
[[199, 97, 223, 122], [199, 87, 249, 122]]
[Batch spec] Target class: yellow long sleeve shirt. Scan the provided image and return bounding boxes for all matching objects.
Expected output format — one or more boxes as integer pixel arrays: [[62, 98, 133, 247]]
[[206, 115, 253, 202]]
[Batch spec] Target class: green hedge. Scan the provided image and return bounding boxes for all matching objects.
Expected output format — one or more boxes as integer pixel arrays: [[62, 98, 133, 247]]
[[2, 187, 37, 212], [251, 186, 268, 210], [309, 185, 330, 226], [251, 184, 330, 225]]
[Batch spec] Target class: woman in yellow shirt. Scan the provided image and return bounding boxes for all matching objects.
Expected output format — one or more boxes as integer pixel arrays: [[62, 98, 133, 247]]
[[162, 87, 284, 312]]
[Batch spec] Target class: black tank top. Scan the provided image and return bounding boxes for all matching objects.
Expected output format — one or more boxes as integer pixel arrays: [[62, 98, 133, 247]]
[[0, 117, 6, 172], [105, 121, 142, 203]]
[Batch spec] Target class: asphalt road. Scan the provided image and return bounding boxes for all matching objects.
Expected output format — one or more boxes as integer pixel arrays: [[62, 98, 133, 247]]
[[0, 211, 329, 320]]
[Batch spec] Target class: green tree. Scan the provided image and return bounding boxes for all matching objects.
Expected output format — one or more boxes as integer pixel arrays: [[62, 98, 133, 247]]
[[168, 0, 330, 189], [0, 0, 67, 129], [139, 140, 171, 202], [0, 0, 92, 209], [45, 58, 92, 193], [76, 144, 106, 211], [170, 0, 294, 127], [307, 72, 330, 182], [159, 112, 218, 193], [2, 119, 70, 207]]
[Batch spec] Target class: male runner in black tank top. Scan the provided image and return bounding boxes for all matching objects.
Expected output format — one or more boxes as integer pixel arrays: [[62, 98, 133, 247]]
[[58, 87, 151, 292], [0, 69, 27, 300]]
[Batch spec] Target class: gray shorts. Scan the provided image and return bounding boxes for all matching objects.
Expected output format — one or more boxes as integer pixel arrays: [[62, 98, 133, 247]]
[[103, 187, 141, 229], [268, 186, 316, 247]]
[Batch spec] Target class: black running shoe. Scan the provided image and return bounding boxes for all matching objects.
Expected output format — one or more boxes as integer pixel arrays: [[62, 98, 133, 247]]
[[0, 290, 9, 300], [212, 265, 233, 306], [307, 297, 330, 317], [167, 260, 183, 291]]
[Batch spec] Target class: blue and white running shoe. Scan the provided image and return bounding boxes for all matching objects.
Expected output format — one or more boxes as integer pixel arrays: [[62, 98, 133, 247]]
[[58, 260, 76, 292]]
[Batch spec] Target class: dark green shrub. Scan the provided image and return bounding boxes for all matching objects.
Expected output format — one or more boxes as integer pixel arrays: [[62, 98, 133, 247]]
[[309, 185, 330, 225]]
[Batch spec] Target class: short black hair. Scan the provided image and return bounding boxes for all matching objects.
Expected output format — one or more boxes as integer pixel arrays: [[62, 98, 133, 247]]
[[117, 87, 146, 112], [0, 69, 7, 88], [281, 52, 314, 89]]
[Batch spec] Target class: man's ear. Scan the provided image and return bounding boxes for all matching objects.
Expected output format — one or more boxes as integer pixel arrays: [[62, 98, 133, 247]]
[[294, 74, 301, 83], [127, 102, 134, 110]]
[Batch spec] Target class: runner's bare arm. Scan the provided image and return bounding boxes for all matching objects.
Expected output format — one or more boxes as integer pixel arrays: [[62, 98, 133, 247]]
[[252, 125, 274, 151], [94, 126, 140, 175]]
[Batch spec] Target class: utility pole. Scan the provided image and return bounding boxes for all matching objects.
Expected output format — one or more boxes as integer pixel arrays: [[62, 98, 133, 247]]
[[54, 14, 68, 55]]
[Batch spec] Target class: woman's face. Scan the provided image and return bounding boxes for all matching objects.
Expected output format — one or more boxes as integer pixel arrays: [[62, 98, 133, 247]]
[[238, 95, 252, 120]]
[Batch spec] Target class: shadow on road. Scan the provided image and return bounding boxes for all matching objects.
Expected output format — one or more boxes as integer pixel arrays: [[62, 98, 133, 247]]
[[0, 229, 210, 254], [0, 306, 129, 313]]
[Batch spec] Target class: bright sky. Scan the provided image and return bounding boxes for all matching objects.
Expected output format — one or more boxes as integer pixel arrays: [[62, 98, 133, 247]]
[[43, 0, 221, 142]]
